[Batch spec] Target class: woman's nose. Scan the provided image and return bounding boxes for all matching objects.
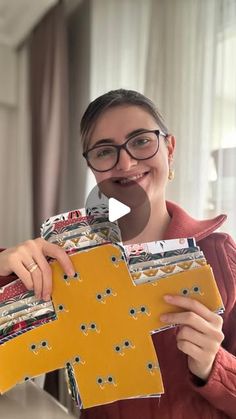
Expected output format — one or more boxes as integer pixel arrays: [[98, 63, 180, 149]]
[[116, 148, 137, 171]]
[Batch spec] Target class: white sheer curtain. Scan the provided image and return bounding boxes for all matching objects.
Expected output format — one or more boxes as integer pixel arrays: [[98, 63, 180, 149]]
[[145, 0, 218, 219], [86, 0, 152, 194], [88, 0, 236, 238], [0, 45, 33, 247], [90, 0, 151, 97], [146, 0, 236, 237], [208, 0, 236, 237]]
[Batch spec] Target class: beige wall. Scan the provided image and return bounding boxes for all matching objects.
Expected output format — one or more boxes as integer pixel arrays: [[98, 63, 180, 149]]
[[0, 44, 17, 107]]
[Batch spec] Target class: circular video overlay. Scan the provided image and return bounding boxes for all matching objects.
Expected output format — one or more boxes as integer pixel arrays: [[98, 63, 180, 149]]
[[85, 178, 150, 242]]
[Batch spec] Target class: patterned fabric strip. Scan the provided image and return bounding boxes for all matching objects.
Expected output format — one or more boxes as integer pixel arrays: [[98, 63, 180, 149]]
[[0, 279, 29, 303], [65, 363, 81, 407], [48, 225, 121, 253], [132, 258, 207, 285], [130, 250, 204, 270], [0, 300, 54, 325], [0, 315, 56, 344], [49, 221, 119, 242], [0, 296, 47, 317], [0, 311, 56, 339], [124, 238, 195, 259], [0, 290, 35, 309], [128, 246, 200, 265]]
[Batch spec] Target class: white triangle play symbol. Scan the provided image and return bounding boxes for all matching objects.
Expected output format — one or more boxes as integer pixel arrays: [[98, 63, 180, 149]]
[[108, 198, 131, 222]]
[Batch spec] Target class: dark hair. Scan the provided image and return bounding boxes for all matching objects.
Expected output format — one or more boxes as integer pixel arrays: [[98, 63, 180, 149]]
[[80, 89, 169, 151]]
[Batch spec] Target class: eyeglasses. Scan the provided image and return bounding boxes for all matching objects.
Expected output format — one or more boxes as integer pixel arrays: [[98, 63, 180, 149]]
[[83, 129, 167, 172]]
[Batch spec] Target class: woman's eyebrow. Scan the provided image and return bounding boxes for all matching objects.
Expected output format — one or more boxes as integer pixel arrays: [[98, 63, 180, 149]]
[[126, 128, 150, 138], [91, 138, 115, 147], [92, 128, 150, 147]]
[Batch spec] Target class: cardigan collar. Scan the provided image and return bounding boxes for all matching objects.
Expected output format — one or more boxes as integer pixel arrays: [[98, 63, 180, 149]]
[[163, 201, 227, 242]]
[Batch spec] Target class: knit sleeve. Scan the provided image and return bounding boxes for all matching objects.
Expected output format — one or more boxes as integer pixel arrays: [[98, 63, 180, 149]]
[[190, 234, 236, 418]]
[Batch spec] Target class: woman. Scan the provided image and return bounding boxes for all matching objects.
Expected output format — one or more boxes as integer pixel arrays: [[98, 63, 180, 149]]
[[0, 89, 235, 418]]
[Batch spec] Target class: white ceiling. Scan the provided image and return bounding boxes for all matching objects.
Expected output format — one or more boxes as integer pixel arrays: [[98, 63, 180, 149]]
[[0, 0, 58, 47]]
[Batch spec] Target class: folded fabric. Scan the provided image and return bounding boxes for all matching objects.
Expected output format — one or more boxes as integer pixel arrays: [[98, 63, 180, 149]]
[[0, 279, 29, 303], [131, 258, 207, 284], [131, 249, 205, 269], [0, 295, 47, 317], [0, 304, 55, 331], [41, 206, 121, 248], [123, 238, 195, 259], [0, 242, 224, 408], [0, 316, 56, 344]]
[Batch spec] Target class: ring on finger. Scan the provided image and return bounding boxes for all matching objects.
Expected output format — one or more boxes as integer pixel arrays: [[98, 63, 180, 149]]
[[26, 262, 39, 274]]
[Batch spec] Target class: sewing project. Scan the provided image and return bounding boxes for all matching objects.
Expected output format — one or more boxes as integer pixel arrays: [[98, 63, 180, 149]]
[[0, 206, 224, 408]]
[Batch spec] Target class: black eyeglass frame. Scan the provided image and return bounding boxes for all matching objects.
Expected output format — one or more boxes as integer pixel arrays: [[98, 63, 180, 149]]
[[82, 129, 168, 173]]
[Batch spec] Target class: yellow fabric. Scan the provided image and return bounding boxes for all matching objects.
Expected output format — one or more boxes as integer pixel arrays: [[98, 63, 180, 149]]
[[0, 244, 224, 408]]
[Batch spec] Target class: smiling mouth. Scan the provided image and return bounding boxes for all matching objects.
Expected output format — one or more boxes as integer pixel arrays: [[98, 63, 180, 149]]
[[113, 172, 150, 186]]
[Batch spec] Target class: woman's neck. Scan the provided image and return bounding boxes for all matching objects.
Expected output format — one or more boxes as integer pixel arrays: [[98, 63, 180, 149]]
[[119, 199, 171, 245]]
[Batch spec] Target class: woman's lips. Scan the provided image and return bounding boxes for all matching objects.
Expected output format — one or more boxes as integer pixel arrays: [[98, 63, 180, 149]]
[[114, 172, 150, 187]]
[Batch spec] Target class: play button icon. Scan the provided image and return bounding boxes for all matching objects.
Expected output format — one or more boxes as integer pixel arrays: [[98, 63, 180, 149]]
[[85, 179, 150, 242], [108, 198, 131, 222]]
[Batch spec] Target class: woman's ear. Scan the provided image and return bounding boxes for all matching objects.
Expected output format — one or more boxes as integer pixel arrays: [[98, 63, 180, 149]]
[[166, 135, 176, 181], [166, 135, 176, 161]]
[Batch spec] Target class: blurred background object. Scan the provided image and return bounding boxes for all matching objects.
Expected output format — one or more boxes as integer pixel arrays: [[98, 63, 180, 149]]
[[209, 147, 236, 235], [0, 380, 77, 418]]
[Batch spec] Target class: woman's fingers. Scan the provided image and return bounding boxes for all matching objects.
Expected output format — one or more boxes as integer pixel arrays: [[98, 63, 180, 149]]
[[39, 239, 75, 277], [10, 260, 34, 290], [15, 248, 44, 299], [30, 266, 44, 300], [176, 325, 222, 353], [19, 242, 53, 300], [162, 294, 218, 323], [38, 239, 75, 299], [0, 238, 75, 301], [160, 294, 225, 380]]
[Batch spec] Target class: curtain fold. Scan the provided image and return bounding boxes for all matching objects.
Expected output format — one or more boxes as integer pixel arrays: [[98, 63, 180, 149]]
[[66, 0, 91, 212], [89, 0, 217, 218], [30, 1, 69, 235], [86, 0, 152, 196], [145, 0, 236, 237], [208, 0, 236, 236], [145, 0, 218, 219], [90, 0, 151, 97], [0, 45, 33, 247]]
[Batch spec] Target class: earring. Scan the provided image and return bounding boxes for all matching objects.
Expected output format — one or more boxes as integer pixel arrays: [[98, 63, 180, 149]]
[[168, 168, 175, 181], [168, 155, 175, 181]]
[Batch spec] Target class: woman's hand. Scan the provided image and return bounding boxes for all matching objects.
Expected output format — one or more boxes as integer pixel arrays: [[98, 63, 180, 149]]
[[0, 238, 75, 301], [160, 294, 224, 381]]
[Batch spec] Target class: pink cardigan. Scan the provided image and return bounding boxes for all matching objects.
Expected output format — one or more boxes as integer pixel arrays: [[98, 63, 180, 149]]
[[0, 201, 235, 418]]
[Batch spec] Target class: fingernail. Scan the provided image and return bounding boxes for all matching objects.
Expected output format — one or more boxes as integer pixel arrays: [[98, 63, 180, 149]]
[[68, 269, 75, 277], [44, 294, 51, 301], [164, 295, 173, 302]]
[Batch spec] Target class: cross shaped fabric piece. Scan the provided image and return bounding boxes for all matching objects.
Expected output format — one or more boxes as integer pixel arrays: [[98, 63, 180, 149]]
[[0, 243, 224, 408]]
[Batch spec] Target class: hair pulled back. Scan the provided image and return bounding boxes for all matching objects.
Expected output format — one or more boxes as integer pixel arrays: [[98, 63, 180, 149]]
[[80, 89, 168, 151]]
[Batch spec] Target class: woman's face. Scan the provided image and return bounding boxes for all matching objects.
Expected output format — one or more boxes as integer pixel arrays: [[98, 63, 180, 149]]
[[87, 105, 175, 207]]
